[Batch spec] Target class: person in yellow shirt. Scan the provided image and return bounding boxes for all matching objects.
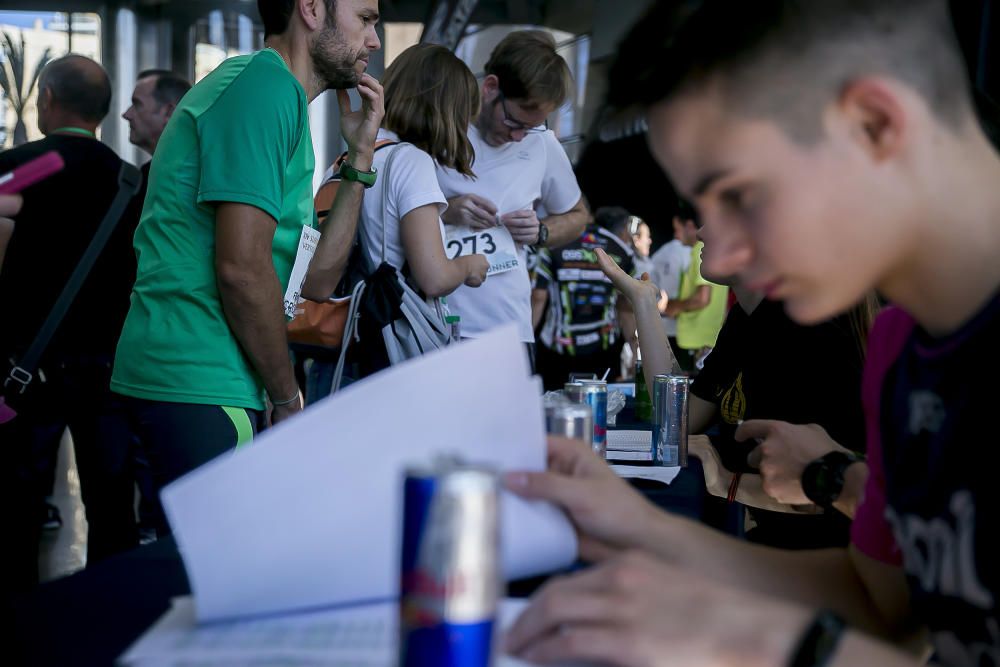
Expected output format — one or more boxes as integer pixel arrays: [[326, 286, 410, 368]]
[[663, 202, 728, 371]]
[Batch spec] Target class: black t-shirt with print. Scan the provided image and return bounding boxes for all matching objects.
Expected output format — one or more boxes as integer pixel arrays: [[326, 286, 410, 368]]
[[879, 293, 1000, 666], [535, 225, 635, 356], [691, 298, 866, 548], [0, 135, 142, 364]]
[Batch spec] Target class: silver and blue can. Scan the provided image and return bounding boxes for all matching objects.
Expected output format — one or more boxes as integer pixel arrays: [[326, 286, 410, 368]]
[[544, 400, 594, 452], [564, 380, 608, 457], [653, 374, 689, 466], [400, 459, 500, 667]]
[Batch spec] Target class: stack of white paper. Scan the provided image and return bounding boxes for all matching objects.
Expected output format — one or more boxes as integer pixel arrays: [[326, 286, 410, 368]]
[[160, 325, 578, 623], [120, 596, 584, 667]]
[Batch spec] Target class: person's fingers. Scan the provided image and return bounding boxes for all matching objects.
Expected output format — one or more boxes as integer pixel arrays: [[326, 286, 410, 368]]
[[469, 194, 498, 215], [578, 535, 621, 563], [505, 569, 623, 656], [734, 418, 777, 442], [0, 194, 23, 217], [355, 80, 379, 104], [503, 469, 594, 512], [746, 443, 764, 468], [515, 624, 636, 666], [595, 248, 632, 291]]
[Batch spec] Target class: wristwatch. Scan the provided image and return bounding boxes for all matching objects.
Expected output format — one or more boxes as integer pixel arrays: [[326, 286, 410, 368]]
[[534, 222, 550, 247], [338, 161, 378, 188], [801, 450, 865, 509]]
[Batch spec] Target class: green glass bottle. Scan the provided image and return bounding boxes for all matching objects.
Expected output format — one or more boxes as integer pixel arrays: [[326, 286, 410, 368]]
[[634, 347, 653, 422]]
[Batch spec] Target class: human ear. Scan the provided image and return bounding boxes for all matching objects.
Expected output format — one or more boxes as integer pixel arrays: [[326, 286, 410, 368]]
[[298, 0, 324, 32], [838, 78, 907, 162], [481, 74, 500, 102]]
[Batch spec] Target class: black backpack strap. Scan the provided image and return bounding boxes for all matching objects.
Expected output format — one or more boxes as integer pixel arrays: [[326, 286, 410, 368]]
[[4, 161, 142, 395]]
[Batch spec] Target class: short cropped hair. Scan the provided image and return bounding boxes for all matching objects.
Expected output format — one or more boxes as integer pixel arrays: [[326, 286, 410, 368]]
[[485, 30, 573, 109], [138, 69, 192, 107], [258, 0, 335, 38], [383, 44, 479, 176], [38, 55, 111, 123], [608, 0, 972, 143]]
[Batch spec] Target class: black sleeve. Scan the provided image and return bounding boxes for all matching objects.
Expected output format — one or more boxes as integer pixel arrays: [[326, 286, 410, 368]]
[[690, 306, 741, 404]]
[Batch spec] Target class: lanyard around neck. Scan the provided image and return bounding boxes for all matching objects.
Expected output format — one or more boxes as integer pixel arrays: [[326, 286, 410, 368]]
[[52, 127, 96, 138]]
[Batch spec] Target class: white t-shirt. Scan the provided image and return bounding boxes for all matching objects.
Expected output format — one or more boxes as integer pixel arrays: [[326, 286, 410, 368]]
[[358, 129, 447, 272], [648, 239, 691, 337], [435, 126, 581, 342]]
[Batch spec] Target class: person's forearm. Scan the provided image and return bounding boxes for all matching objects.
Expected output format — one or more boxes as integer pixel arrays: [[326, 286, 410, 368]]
[[301, 152, 371, 301], [541, 205, 589, 249], [632, 295, 679, 397], [217, 266, 298, 403], [636, 512, 898, 638], [833, 462, 868, 519], [418, 256, 474, 298], [617, 301, 637, 357]]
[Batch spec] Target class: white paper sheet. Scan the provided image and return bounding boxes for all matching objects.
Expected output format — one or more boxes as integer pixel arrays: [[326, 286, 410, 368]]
[[120, 596, 586, 667], [611, 464, 682, 486], [161, 326, 578, 623]]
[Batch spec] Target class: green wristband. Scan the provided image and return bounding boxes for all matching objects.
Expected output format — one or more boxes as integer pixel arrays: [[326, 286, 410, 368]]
[[339, 161, 377, 188]]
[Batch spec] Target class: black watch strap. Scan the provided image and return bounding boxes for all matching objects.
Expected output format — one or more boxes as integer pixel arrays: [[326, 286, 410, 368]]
[[789, 610, 846, 667]]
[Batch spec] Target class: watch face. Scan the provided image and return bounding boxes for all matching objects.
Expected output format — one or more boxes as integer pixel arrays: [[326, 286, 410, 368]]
[[803, 455, 847, 507]]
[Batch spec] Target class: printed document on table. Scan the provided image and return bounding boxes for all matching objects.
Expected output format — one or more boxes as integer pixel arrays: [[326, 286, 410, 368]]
[[161, 325, 578, 623], [120, 596, 587, 667]]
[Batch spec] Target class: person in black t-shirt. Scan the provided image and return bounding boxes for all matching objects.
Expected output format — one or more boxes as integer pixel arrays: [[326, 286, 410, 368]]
[[689, 282, 872, 549], [0, 55, 143, 593], [533, 207, 638, 390]]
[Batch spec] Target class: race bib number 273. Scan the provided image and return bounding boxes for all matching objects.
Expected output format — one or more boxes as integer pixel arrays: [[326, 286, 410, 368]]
[[444, 224, 519, 276]]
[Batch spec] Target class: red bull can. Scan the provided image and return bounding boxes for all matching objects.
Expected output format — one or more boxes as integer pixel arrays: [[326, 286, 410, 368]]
[[400, 459, 500, 667], [564, 380, 608, 456]]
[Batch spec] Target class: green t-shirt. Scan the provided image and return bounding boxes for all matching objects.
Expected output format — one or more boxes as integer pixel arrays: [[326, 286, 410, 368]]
[[111, 49, 315, 410], [676, 241, 729, 350]]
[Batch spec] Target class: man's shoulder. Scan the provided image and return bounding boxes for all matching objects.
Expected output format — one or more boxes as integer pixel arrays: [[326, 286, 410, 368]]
[[189, 50, 304, 118]]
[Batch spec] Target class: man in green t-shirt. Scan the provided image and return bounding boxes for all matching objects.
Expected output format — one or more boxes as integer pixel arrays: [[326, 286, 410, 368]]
[[106, 0, 384, 512], [663, 203, 729, 371]]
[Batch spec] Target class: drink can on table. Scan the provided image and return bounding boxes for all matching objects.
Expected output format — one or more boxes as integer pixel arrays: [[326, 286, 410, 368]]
[[544, 400, 594, 452], [400, 459, 500, 667], [653, 374, 689, 467], [564, 380, 608, 458]]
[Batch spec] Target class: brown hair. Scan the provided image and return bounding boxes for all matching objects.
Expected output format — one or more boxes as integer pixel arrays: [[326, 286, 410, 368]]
[[485, 30, 573, 109], [382, 44, 479, 176]]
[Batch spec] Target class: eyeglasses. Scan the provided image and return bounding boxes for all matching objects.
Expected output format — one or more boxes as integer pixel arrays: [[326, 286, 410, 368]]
[[497, 89, 548, 133]]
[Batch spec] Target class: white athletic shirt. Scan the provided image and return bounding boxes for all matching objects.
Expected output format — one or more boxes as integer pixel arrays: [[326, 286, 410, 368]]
[[358, 129, 447, 272], [648, 239, 691, 337], [435, 125, 581, 342]]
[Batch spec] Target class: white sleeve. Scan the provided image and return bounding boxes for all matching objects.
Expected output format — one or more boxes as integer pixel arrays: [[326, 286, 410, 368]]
[[389, 146, 448, 222], [539, 131, 582, 216]]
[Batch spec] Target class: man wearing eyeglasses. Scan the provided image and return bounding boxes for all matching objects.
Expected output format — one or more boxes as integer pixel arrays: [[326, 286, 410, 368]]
[[435, 30, 589, 367]]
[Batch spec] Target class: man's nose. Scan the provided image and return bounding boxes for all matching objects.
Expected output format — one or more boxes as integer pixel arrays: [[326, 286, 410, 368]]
[[699, 223, 753, 281]]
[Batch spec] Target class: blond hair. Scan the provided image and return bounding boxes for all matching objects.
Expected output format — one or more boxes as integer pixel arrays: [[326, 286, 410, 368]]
[[485, 30, 573, 109], [382, 44, 479, 176]]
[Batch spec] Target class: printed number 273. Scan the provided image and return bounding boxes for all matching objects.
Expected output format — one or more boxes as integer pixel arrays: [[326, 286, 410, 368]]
[[447, 233, 496, 259]]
